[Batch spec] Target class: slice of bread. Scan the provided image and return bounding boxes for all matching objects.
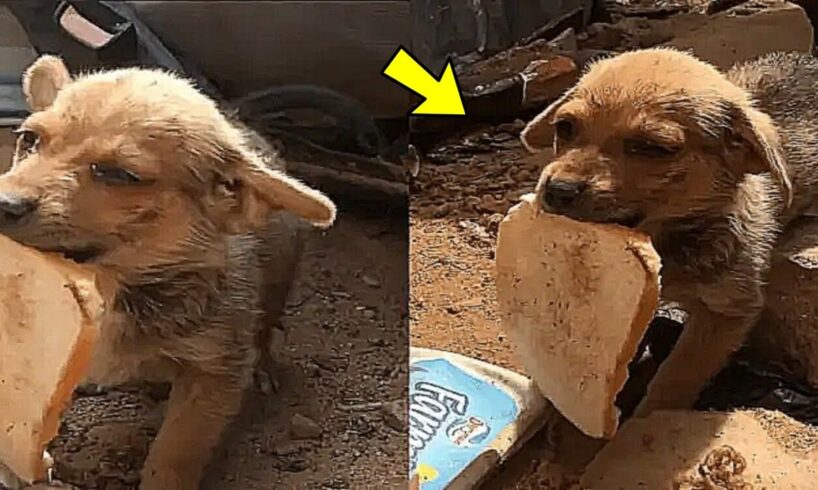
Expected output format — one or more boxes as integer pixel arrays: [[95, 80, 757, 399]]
[[495, 194, 661, 438], [0, 235, 105, 483]]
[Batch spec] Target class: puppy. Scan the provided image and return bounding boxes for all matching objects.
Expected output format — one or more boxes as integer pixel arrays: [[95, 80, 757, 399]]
[[520, 48, 818, 416], [0, 55, 336, 489]]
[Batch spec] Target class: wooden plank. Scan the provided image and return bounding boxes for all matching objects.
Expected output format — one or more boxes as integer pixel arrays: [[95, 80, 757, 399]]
[[130, 1, 411, 119]]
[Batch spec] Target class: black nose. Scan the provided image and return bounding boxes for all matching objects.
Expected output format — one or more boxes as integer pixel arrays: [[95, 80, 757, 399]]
[[543, 178, 587, 209], [0, 193, 36, 225]]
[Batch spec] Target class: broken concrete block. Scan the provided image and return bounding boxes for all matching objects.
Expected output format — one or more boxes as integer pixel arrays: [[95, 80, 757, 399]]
[[495, 194, 661, 439], [521, 55, 578, 106], [581, 409, 818, 489], [0, 235, 106, 484], [580, 1, 813, 69], [749, 217, 818, 387], [661, 0, 814, 69]]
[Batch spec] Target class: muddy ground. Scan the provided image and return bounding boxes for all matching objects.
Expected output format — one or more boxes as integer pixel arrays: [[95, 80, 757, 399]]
[[47, 214, 409, 490]]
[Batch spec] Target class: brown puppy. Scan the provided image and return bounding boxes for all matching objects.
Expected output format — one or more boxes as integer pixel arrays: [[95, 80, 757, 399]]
[[0, 55, 336, 489], [520, 48, 818, 416]]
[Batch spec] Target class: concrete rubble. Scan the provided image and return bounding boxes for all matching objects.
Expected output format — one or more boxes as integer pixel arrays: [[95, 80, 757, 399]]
[[582, 410, 818, 489]]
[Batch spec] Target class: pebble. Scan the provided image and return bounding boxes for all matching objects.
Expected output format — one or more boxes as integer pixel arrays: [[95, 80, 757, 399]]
[[361, 274, 381, 288], [380, 400, 405, 433], [290, 413, 322, 440]]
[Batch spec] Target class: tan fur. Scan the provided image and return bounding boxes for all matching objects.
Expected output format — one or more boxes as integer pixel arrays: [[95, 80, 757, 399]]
[[0, 55, 336, 489], [521, 48, 818, 417]]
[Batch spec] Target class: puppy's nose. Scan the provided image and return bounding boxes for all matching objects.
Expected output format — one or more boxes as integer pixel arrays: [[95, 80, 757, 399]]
[[544, 178, 587, 209], [0, 193, 36, 225]]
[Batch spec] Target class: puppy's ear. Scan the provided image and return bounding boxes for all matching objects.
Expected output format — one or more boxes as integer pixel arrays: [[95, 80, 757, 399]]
[[730, 103, 792, 207], [22, 55, 72, 111], [222, 149, 336, 233], [520, 89, 575, 153]]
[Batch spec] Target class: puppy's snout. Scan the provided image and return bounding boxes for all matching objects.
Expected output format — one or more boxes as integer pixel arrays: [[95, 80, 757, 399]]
[[543, 178, 587, 210], [0, 192, 37, 226]]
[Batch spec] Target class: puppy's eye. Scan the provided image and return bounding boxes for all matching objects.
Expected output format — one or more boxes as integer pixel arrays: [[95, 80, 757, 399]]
[[554, 119, 576, 141], [623, 138, 680, 159], [14, 129, 40, 154], [90, 163, 143, 185]]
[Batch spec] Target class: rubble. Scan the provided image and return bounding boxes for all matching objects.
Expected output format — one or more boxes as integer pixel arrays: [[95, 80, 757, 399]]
[[659, 0, 814, 69], [581, 410, 818, 489]]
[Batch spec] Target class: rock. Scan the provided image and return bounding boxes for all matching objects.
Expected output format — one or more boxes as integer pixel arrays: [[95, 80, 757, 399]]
[[361, 273, 381, 288], [583, 22, 628, 50], [290, 413, 322, 440], [412, 29, 580, 136], [521, 56, 579, 106], [380, 400, 404, 433], [581, 410, 818, 489], [660, 0, 813, 69], [749, 217, 818, 387], [580, 2, 813, 70]]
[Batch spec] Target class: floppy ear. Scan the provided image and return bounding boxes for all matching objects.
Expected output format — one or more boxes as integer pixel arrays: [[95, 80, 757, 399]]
[[22, 55, 72, 111], [729, 103, 792, 207], [520, 88, 575, 153], [221, 149, 336, 233]]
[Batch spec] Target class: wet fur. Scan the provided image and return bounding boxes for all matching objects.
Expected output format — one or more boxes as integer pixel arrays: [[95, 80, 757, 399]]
[[521, 49, 818, 416], [0, 56, 335, 489]]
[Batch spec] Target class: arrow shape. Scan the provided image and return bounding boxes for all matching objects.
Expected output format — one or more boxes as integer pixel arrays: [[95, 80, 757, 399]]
[[382, 47, 465, 116]]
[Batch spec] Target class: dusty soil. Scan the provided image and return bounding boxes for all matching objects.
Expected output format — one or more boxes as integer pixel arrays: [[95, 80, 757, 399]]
[[47, 215, 409, 490], [410, 120, 535, 373], [410, 121, 596, 489]]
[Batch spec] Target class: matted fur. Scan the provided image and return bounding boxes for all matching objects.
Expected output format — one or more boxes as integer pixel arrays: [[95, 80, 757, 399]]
[[521, 48, 818, 416], [0, 55, 336, 489]]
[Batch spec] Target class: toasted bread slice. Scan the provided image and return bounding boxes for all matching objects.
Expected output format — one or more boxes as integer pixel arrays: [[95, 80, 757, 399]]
[[0, 235, 104, 483], [495, 194, 660, 438]]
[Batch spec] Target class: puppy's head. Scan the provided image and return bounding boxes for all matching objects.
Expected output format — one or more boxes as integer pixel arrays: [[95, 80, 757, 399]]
[[521, 48, 790, 231], [0, 55, 335, 276]]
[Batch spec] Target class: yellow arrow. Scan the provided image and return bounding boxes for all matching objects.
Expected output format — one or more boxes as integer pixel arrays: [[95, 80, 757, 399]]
[[382, 47, 465, 116]]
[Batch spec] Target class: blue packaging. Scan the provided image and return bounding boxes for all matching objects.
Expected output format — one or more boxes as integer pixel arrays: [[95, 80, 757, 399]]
[[408, 356, 521, 489]]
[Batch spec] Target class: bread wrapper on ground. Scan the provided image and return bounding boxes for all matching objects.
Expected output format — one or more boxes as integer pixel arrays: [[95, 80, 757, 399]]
[[581, 409, 818, 489], [495, 194, 661, 439], [0, 235, 106, 483]]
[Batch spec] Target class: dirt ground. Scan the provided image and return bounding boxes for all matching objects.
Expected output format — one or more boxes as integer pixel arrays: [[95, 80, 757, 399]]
[[410, 121, 597, 489], [47, 215, 409, 490]]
